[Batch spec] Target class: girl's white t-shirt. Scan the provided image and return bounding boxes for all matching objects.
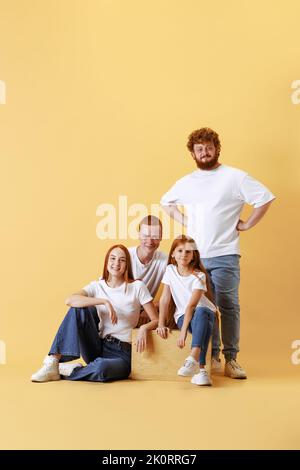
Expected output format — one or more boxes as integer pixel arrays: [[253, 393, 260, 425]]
[[162, 264, 216, 323], [83, 278, 153, 343]]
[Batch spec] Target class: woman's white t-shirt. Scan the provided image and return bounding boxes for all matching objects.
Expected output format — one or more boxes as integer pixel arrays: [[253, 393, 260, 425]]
[[83, 278, 153, 343], [162, 264, 216, 323]]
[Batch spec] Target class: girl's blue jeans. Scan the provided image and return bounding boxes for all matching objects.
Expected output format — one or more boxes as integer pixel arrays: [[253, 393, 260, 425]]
[[176, 306, 215, 365]]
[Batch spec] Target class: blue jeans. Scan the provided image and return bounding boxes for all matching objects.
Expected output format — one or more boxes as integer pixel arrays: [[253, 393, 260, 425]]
[[176, 307, 215, 366], [49, 307, 131, 382], [201, 255, 240, 361]]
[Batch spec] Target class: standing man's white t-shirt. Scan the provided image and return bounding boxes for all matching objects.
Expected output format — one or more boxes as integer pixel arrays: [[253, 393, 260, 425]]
[[160, 165, 276, 258], [128, 247, 168, 298], [83, 279, 153, 343]]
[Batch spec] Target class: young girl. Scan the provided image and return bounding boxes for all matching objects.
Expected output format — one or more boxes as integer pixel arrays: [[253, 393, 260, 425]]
[[157, 235, 216, 386], [31, 244, 158, 383]]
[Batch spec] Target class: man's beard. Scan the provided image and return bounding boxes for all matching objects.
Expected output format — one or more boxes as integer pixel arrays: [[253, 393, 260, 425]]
[[196, 155, 219, 170]]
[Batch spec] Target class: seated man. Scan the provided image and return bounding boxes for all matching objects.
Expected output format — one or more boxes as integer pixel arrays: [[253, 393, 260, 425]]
[[129, 215, 167, 325]]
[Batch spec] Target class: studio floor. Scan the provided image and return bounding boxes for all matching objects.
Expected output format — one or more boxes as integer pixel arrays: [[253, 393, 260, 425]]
[[0, 354, 299, 450]]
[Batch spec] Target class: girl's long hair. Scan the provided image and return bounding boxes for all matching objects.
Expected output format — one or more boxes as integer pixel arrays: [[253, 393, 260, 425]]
[[102, 245, 135, 290], [165, 235, 215, 329]]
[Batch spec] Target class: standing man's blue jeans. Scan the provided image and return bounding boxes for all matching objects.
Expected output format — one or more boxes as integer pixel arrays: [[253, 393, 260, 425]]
[[177, 306, 215, 365], [201, 255, 240, 361], [48, 306, 131, 382]]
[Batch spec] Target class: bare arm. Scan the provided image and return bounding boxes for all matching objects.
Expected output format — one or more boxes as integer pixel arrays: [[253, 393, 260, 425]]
[[139, 301, 158, 332], [237, 200, 274, 231], [156, 284, 172, 339], [177, 289, 203, 348], [65, 290, 110, 308], [181, 289, 203, 332], [161, 204, 188, 227], [65, 290, 118, 324], [135, 300, 158, 353]]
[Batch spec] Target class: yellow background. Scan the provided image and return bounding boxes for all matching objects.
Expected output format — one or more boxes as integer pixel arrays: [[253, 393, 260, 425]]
[[0, 0, 299, 449]]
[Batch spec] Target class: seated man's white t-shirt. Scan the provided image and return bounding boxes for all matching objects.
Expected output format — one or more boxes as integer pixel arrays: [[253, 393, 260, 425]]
[[162, 264, 216, 324], [83, 279, 153, 343], [128, 247, 168, 298], [160, 164, 276, 258]]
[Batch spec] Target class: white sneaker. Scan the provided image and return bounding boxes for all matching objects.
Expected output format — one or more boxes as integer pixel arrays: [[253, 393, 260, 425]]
[[225, 359, 247, 379], [31, 356, 61, 382], [177, 356, 199, 377], [59, 362, 83, 377], [191, 369, 212, 386], [211, 357, 222, 372]]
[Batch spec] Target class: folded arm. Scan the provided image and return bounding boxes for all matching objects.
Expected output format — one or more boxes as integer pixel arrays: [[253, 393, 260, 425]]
[[65, 290, 109, 308]]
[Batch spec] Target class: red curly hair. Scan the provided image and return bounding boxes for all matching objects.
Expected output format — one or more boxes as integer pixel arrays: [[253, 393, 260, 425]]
[[187, 127, 221, 157]]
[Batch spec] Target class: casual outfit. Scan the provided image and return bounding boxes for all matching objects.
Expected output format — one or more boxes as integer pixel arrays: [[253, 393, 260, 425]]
[[162, 264, 216, 385], [128, 246, 167, 327], [128, 246, 168, 298], [161, 164, 275, 366], [31, 279, 152, 383], [82, 278, 152, 343], [162, 264, 216, 324]]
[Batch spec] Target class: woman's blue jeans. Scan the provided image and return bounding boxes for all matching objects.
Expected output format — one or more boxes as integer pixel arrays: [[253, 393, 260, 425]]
[[48, 306, 131, 382], [176, 306, 215, 365]]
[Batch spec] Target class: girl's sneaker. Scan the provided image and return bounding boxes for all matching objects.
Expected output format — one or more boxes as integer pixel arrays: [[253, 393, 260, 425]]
[[177, 356, 199, 376], [191, 369, 212, 386]]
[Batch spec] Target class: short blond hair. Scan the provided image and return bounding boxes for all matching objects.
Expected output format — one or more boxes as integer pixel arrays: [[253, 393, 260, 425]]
[[138, 215, 163, 236]]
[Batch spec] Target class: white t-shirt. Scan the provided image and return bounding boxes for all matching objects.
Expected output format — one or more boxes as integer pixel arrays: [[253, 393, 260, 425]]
[[162, 264, 216, 323], [128, 247, 168, 298], [83, 278, 153, 343], [160, 164, 275, 258]]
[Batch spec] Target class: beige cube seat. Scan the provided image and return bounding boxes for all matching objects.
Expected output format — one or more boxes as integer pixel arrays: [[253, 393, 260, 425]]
[[131, 329, 212, 381]]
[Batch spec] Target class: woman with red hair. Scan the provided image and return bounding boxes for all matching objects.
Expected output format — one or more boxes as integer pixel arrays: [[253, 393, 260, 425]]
[[31, 245, 158, 383]]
